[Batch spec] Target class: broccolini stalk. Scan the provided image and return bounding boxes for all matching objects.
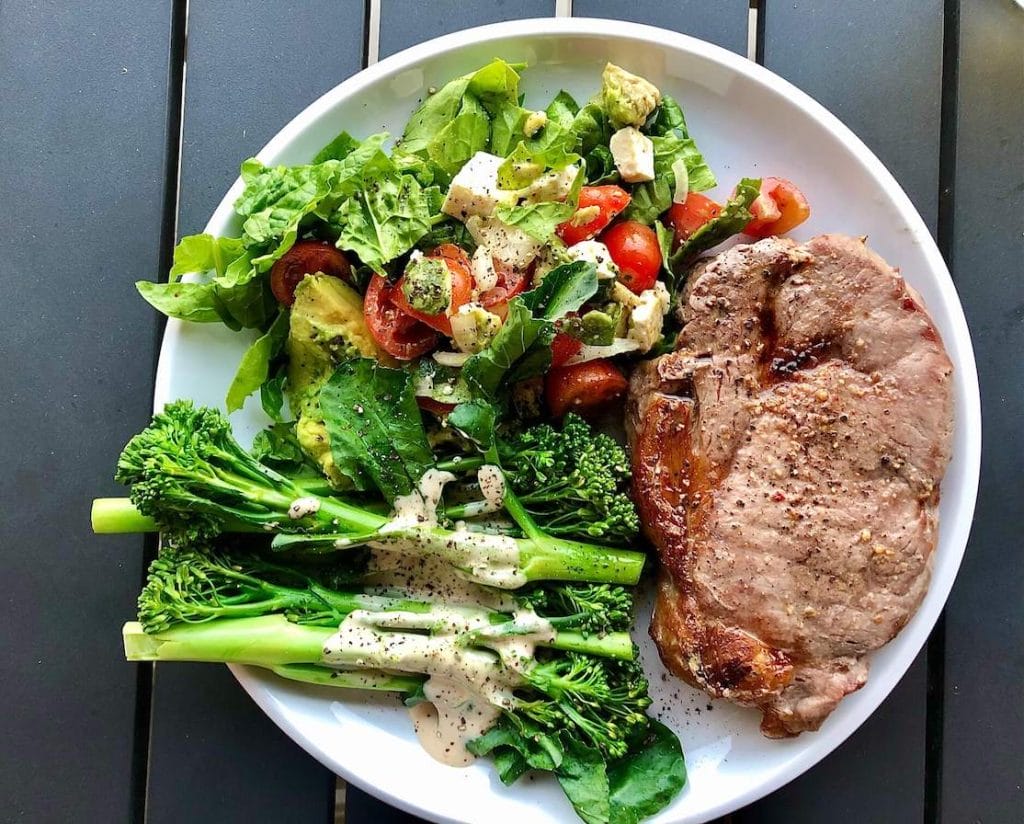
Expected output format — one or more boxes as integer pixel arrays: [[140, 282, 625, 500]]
[[97, 402, 646, 588], [137, 550, 634, 660], [123, 614, 648, 759]]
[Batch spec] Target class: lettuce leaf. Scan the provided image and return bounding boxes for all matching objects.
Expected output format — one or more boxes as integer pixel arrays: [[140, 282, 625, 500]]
[[623, 132, 716, 224], [621, 95, 715, 224], [399, 59, 524, 180], [224, 309, 290, 412], [236, 133, 389, 270], [494, 166, 583, 242], [332, 154, 433, 274]]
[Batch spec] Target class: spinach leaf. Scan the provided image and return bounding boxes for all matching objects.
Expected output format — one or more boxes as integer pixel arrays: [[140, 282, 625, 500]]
[[462, 262, 597, 398], [319, 358, 434, 501], [224, 310, 290, 413], [447, 400, 498, 457], [522, 260, 599, 319], [556, 739, 611, 824], [462, 300, 550, 398], [672, 177, 760, 265], [607, 720, 687, 824]]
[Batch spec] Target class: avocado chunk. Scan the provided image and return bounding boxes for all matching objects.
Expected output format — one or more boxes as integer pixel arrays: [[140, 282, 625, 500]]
[[601, 63, 662, 129], [400, 255, 451, 315], [562, 309, 618, 346], [285, 274, 381, 487]]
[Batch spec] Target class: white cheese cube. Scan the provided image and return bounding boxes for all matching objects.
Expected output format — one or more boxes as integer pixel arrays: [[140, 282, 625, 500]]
[[609, 127, 655, 183], [565, 240, 620, 281], [627, 281, 671, 352], [466, 216, 543, 269], [470, 245, 499, 292], [519, 164, 580, 204], [441, 152, 519, 221]]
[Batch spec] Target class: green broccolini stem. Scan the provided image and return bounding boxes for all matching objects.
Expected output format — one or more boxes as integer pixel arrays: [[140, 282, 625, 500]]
[[271, 663, 424, 693], [92, 498, 160, 533]]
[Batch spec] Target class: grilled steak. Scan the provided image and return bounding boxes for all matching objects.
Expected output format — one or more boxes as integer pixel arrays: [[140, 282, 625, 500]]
[[627, 234, 953, 737]]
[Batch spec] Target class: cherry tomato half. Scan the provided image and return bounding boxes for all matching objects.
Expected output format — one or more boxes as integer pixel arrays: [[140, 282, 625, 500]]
[[744, 177, 811, 238], [391, 244, 473, 336], [269, 240, 352, 306], [415, 397, 456, 417], [601, 220, 662, 294], [556, 186, 632, 246], [364, 275, 438, 360], [551, 332, 583, 368], [665, 193, 722, 248], [545, 359, 629, 418], [479, 258, 530, 320]]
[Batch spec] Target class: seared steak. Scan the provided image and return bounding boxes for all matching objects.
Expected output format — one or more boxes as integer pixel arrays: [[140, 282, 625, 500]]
[[627, 234, 953, 737]]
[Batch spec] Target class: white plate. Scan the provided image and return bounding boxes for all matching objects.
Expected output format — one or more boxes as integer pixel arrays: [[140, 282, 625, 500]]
[[153, 18, 981, 824]]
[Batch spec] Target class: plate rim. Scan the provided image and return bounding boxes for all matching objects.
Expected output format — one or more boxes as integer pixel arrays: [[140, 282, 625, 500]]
[[152, 16, 982, 823]]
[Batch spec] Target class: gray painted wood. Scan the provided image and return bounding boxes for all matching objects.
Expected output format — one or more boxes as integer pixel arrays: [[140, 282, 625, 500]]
[[940, 2, 1024, 821], [379, 0, 554, 59], [573, 0, 750, 56], [0, 1, 175, 821], [739, 2, 948, 819], [145, 3, 366, 822], [763, 0, 944, 235]]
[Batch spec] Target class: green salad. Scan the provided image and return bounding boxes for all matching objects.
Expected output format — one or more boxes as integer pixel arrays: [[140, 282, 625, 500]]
[[95, 59, 810, 824]]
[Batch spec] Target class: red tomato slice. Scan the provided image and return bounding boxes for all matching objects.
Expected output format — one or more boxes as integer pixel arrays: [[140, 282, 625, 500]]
[[556, 186, 632, 246], [269, 240, 352, 305], [744, 177, 811, 237], [391, 244, 473, 335], [479, 258, 530, 320], [364, 275, 438, 360], [665, 193, 722, 248], [551, 332, 583, 368], [545, 359, 629, 418], [601, 220, 662, 294], [415, 397, 456, 416]]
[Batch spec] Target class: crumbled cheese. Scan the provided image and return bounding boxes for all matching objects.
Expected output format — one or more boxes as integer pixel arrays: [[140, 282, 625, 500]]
[[609, 127, 655, 183], [441, 152, 519, 220], [466, 215, 543, 268], [626, 282, 671, 352], [564, 240, 619, 280]]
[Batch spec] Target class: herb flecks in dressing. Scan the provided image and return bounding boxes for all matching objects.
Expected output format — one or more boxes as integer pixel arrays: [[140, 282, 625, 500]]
[[322, 607, 555, 766]]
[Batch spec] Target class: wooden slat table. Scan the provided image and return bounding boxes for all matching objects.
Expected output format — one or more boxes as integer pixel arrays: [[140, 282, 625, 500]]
[[1, 2, 1019, 822]]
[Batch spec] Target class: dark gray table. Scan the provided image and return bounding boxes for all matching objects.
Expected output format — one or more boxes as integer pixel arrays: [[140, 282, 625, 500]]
[[1, 2, 1020, 822]]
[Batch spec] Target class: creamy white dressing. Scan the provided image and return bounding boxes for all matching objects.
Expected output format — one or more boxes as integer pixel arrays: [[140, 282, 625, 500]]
[[372, 468, 526, 589], [322, 606, 555, 767], [389, 468, 456, 528], [365, 547, 517, 611], [287, 497, 321, 520]]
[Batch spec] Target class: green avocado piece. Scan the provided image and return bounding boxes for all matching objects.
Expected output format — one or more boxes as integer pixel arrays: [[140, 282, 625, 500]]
[[400, 256, 451, 315], [601, 63, 662, 129], [285, 274, 382, 487]]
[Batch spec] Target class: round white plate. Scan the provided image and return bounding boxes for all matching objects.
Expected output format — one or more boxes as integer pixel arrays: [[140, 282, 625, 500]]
[[153, 18, 981, 824]]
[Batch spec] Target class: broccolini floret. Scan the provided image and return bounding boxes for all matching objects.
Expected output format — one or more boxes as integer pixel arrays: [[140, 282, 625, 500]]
[[500, 413, 640, 542], [101, 401, 646, 589]]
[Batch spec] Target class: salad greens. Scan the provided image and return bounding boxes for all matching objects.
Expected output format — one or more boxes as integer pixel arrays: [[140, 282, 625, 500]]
[[106, 57, 813, 824]]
